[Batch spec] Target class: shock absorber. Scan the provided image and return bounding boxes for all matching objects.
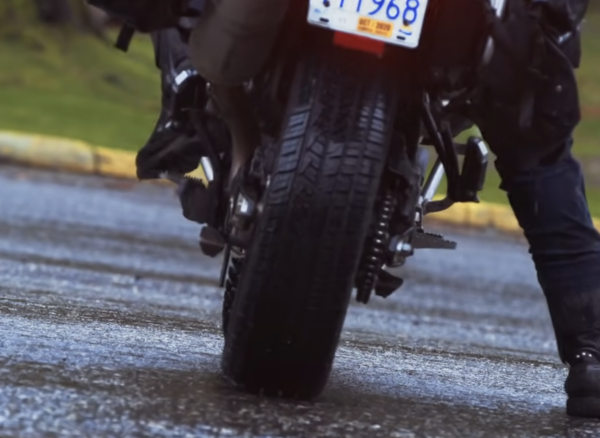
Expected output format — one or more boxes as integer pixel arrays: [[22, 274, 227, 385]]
[[355, 191, 396, 304]]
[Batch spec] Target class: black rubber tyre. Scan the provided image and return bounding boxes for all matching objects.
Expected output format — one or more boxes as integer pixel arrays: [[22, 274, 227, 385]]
[[221, 47, 397, 400]]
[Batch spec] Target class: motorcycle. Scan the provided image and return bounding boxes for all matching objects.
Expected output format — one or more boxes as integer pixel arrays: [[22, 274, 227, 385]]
[[97, 0, 507, 399]]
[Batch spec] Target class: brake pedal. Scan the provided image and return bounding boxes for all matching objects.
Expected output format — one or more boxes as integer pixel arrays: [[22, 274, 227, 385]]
[[199, 226, 226, 257]]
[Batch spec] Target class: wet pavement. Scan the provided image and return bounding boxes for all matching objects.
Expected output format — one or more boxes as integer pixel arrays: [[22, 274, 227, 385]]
[[0, 164, 599, 438]]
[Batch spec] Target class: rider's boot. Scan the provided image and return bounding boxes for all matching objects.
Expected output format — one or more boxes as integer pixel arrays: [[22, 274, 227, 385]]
[[554, 291, 600, 418], [135, 27, 207, 181], [135, 28, 219, 226], [499, 144, 600, 418]]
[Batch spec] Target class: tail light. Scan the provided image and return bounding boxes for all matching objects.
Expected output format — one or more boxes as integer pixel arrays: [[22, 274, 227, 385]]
[[332, 32, 385, 57]]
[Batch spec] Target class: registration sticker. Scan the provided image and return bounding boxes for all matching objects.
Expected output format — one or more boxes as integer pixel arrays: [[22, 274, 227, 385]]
[[357, 17, 394, 38]]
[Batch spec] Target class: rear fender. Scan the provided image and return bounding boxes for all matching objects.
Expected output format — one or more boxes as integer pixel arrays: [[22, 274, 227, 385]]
[[332, 32, 386, 57]]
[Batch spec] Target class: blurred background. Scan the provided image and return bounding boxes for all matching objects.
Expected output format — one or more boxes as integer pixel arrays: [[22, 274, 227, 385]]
[[0, 1, 600, 213], [0, 0, 159, 151]]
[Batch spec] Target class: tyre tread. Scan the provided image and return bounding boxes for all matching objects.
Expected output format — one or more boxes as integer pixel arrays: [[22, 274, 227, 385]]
[[222, 48, 396, 399]]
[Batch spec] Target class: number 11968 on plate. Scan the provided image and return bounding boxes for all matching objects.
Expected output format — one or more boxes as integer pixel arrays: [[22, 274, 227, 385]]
[[307, 0, 430, 49]]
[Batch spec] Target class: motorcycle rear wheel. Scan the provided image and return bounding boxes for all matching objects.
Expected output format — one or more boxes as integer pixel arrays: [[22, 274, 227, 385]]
[[222, 46, 397, 400]]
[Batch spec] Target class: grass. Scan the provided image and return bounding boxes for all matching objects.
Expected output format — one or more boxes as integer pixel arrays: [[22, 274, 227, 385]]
[[1, 8, 600, 215], [0, 6, 160, 151]]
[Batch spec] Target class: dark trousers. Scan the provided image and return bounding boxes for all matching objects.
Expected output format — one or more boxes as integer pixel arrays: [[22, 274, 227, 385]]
[[491, 138, 600, 363], [472, 4, 600, 362]]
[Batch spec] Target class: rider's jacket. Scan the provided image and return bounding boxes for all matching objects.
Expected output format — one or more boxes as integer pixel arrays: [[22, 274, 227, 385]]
[[462, 0, 591, 175]]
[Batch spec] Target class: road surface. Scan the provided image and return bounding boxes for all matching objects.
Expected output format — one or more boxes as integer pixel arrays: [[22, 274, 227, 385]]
[[0, 165, 597, 437]]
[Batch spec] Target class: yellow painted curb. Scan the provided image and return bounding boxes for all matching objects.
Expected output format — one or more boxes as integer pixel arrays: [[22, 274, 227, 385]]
[[94, 146, 137, 179], [0, 131, 95, 174], [432, 201, 520, 233], [1, 130, 598, 235]]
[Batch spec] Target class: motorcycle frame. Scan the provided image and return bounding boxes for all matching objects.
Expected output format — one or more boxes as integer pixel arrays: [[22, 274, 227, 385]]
[[194, 0, 506, 281]]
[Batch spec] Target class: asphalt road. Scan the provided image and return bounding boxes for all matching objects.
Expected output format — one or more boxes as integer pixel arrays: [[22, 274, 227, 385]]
[[0, 164, 599, 438]]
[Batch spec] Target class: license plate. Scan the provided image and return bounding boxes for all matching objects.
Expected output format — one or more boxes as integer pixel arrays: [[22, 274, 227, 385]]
[[307, 0, 430, 49]]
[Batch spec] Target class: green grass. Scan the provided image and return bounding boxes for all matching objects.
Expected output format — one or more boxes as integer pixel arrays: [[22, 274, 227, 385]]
[[2, 7, 600, 215], [0, 7, 160, 151]]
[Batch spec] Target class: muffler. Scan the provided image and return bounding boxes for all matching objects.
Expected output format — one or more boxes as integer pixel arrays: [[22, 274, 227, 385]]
[[189, 0, 291, 86]]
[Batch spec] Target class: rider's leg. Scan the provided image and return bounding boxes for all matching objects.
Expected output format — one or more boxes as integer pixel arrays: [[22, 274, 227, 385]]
[[493, 139, 600, 418], [468, 3, 600, 417], [135, 27, 207, 180], [477, 52, 600, 414], [136, 28, 217, 226], [498, 145, 600, 417]]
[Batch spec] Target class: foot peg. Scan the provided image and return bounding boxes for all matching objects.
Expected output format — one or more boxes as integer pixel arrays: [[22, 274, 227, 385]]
[[370, 231, 455, 300], [412, 231, 457, 250]]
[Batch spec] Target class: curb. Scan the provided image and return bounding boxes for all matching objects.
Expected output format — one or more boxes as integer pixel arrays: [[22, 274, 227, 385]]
[[0, 130, 208, 186], [0, 130, 137, 179], [2, 130, 598, 234]]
